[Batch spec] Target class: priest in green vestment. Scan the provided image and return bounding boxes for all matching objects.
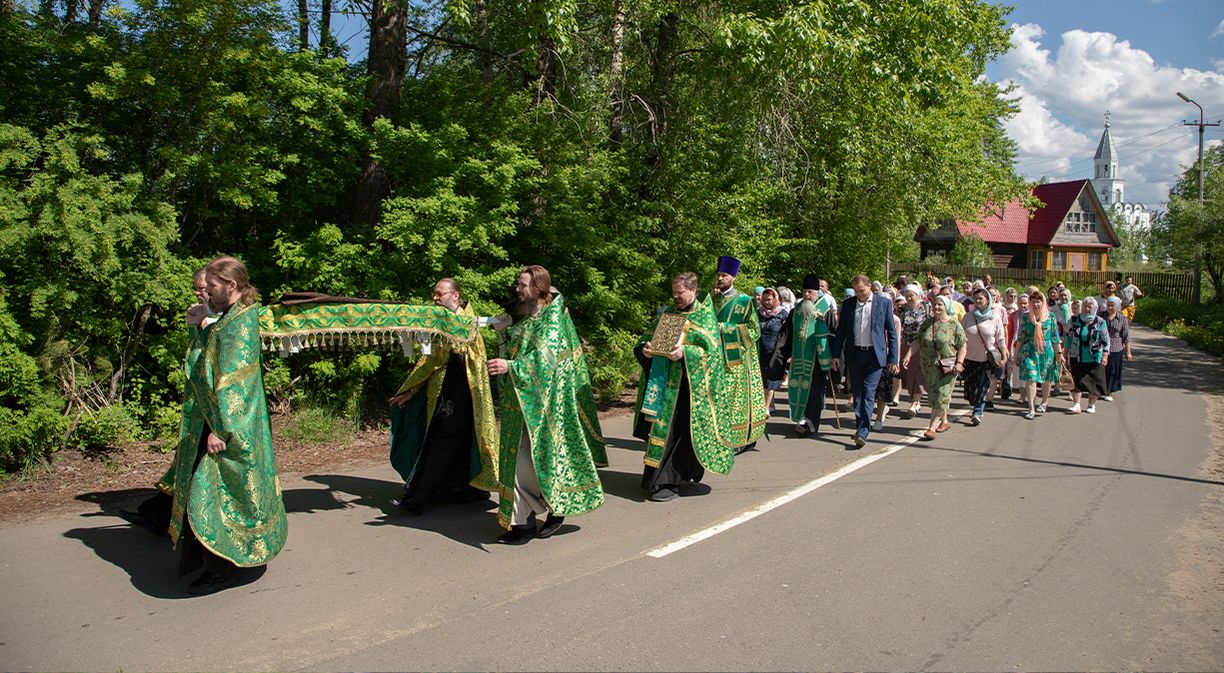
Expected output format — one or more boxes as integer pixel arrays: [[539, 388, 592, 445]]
[[767, 274, 839, 437], [487, 265, 607, 544], [710, 255, 768, 453], [167, 256, 287, 595], [633, 272, 736, 501], [387, 278, 498, 515]]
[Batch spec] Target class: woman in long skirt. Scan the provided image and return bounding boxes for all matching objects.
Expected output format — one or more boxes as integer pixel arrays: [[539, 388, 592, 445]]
[[1101, 296, 1131, 400], [916, 296, 967, 440]]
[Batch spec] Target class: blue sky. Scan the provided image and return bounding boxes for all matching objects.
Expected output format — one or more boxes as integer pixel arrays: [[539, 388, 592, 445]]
[[986, 0, 1223, 207]]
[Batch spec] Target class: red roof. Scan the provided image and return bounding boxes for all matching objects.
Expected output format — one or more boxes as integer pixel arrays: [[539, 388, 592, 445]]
[[955, 179, 1104, 246]]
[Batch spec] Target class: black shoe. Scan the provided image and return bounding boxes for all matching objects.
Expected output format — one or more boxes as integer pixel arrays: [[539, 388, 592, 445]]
[[649, 487, 679, 502], [391, 495, 424, 516], [496, 525, 535, 545], [451, 487, 490, 505], [186, 570, 241, 596], [984, 401, 995, 410], [537, 514, 565, 538], [118, 509, 166, 537], [851, 435, 866, 450]]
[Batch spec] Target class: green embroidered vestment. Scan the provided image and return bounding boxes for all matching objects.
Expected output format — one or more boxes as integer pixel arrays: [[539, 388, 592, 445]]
[[711, 289, 768, 445], [787, 296, 836, 423], [168, 303, 287, 567], [389, 303, 499, 492], [496, 295, 607, 528], [634, 296, 736, 474]]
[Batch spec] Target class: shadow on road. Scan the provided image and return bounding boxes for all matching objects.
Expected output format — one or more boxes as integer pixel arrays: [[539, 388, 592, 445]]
[[62, 523, 190, 599], [597, 469, 648, 503], [1126, 327, 1224, 396], [75, 487, 161, 513], [603, 435, 644, 452], [923, 445, 1224, 486], [281, 486, 351, 514], [303, 474, 496, 551]]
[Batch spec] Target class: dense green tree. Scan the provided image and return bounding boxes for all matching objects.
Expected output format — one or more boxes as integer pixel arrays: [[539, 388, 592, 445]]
[[949, 233, 994, 267], [1154, 145, 1223, 299], [0, 0, 1030, 471]]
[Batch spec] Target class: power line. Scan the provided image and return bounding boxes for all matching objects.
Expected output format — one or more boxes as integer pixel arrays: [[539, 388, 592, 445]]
[[1014, 120, 1182, 171]]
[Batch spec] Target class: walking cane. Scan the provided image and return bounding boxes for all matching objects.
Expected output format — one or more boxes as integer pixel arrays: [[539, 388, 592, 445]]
[[827, 370, 843, 430]]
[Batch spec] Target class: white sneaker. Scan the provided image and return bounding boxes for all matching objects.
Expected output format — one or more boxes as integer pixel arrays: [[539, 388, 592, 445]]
[[1023, 410, 1035, 420], [871, 419, 884, 432], [1036, 404, 1047, 414], [1085, 404, 1096, 414], [1067, 403, 1082, 414], [1101, 395, 1114, 402]]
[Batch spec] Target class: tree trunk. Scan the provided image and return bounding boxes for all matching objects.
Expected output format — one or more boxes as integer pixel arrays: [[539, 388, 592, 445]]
[[607, 0, 626, 147], [534, 35, 557, 105], [107, 303, 153, 404], [475, 0, 492, 85], [63, 0, 79, 24], [320, 0, 332, 57], [297, 0, 310, 51], [86, 0, 104, 27], [644, 12, 679, 170], [351, 0, 408, 227]]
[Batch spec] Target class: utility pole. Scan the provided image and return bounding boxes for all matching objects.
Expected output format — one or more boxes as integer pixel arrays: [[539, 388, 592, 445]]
[[1177, 92, 1220, 304]]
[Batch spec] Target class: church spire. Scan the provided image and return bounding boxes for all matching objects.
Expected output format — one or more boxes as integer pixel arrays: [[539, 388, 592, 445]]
[[1092, 111, 1122, 204]]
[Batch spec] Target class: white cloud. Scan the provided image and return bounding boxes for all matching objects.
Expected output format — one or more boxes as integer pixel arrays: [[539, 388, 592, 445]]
[[1211, 19, 1224, 40], [994, 23, 1224, 207]]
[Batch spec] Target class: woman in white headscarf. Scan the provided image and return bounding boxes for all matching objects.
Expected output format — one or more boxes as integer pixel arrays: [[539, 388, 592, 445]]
[[1101, 296, 1131, 399], [916, 295, 967, 440], [897, 284, 929, 417], [960, 287, 1008, 426], [1063, 295, 1110, 414]]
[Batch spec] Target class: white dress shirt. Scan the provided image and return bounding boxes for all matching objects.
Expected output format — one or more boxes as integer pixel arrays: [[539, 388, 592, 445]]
[[854, 296, 873, 347]]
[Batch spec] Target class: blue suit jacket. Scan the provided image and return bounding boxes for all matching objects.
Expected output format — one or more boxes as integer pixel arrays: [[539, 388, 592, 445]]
[[832, 293, 899, 368]]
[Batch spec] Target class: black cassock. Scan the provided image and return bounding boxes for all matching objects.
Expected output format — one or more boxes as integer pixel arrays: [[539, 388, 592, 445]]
[[633, 344, 704, 493]]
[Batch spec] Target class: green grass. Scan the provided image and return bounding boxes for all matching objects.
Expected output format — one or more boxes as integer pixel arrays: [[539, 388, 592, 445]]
[[281, 407, 354, 445], [1134, 298, 1224, 361]]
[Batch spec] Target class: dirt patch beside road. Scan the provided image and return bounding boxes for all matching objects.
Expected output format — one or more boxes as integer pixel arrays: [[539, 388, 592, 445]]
[[0, 399, 639, 526], [1143, 392, 1224, 667]]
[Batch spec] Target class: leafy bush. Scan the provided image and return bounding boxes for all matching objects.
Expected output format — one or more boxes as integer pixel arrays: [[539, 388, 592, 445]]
[[948, 233, 994, 267], [1133, 298, 1224, 361], [281, 406, 354, 445], [70, 403, 141, 453]]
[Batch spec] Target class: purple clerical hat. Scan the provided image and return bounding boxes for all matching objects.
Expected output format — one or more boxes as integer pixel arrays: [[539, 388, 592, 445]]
[[716, 255, 741, 277]]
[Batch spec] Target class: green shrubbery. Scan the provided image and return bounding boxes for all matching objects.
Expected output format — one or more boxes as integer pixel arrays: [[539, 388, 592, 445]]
[[0, 0, 1030, 476], [1134, 298, 1224, 361]]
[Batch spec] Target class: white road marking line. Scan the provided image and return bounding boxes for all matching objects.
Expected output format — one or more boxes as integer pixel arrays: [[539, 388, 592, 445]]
[[646, 410, 970, 558]]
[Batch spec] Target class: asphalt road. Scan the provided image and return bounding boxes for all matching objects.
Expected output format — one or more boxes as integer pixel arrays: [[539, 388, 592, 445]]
[[1, 325, 1221, 671]]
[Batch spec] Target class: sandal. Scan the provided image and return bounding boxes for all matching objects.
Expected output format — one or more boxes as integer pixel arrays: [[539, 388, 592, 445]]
[[921, 430, 936, 441], [935, 422, 951, 433]]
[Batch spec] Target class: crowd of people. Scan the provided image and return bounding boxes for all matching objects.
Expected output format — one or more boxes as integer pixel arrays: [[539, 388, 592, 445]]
[[117, 255, 1140, 595], [756, 271, 1139, 440]]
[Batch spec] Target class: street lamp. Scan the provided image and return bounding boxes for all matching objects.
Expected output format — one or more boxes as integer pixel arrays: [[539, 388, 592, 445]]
[[1176, 91, 1215, 304]]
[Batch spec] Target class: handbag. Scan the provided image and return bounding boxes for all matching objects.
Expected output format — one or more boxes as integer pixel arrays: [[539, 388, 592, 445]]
[[939, 356, 958, 375], [973, 314, 1003, 368]]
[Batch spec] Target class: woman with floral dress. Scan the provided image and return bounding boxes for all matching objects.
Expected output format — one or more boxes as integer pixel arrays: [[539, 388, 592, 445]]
[[915, 295, 966, 440], [1014, 289, 1060, 420]]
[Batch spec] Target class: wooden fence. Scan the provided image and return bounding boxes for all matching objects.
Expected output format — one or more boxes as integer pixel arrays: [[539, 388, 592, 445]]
[[890, 264, 1196, 302]]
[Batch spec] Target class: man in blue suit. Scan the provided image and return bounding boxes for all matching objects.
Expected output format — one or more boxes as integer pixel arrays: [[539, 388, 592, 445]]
[[831, 274, 900, 448]]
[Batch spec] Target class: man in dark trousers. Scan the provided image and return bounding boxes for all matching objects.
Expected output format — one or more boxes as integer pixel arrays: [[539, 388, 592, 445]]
[[831, 274, 900, 449]]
